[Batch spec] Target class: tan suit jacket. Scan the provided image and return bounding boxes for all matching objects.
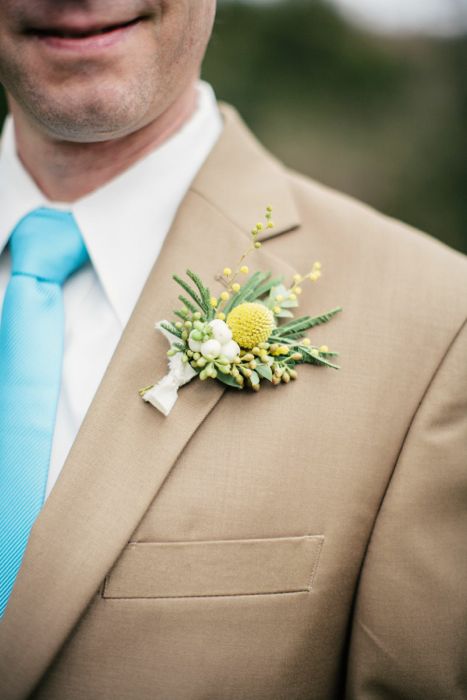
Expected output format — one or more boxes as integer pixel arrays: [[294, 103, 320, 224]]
[[0, 105, 466, 700]]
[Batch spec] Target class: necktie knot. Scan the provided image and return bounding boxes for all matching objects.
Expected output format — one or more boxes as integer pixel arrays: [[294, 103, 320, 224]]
[[10, 207, 89, 285]]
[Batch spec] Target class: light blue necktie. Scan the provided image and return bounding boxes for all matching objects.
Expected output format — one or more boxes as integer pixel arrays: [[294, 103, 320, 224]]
[[0, 207, 89, 618]]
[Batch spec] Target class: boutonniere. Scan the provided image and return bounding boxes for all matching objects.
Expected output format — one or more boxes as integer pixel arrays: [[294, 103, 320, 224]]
[[140, 207, 342, 415]]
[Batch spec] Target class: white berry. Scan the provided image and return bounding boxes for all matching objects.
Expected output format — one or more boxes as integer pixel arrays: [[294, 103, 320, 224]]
[[188, 337, 202, 352], [201, 339, 222, 359], [209, 319, 233, 345], [220, 340, 240, 362]]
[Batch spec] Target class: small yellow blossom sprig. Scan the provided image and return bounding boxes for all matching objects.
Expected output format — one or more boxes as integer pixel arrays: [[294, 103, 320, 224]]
[[211, 207, 275, 320], [140, 207, 342, 415]]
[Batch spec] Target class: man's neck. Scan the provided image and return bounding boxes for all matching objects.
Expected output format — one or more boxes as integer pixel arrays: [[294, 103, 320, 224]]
[[9, 83, 198, 203]]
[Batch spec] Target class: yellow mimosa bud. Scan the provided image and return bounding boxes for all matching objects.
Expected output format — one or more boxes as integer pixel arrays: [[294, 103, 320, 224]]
[[309, 273, 318, 282], [314, 261, 322, 270], [302, 338, 311, 346], [223, 267, 232, 277], [254, 242, 262, 249], [216, 312, 226, 321], [240, 265, 249, 274], [294, 286, 302, 295], [220, 291, 230, 302], [320, 345, 329, 353], [267, 221, 274, 229], [210, 297, 218, 308], [256, 223, 264, 231], [232, 283, 241, 293], [275, 294, 284, 302], [293, 273, 301, 283], [273, 305, 281, 314]]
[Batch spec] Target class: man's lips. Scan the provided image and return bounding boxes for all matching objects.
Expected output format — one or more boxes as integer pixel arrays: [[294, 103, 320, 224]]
[[23, 15, 147, 52], [27, 16, 143, 39]]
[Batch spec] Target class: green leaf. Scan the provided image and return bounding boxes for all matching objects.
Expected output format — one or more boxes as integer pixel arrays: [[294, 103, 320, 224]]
[[249, 370, 260, 386], [267, 283, 288, 303], [280, 298, 299, 309], [251, 276, 284, 300], [256, 363, 273, 381], [300, 348, 340, 369], [186, 270, 212, 318], [160, 321, 183, 339], [216, 372, 242, 389], [173, 274, 204, 312], [271, 307, 342, 338], [274, 309, 294, 319], [178, 295, 198, 315], [223, 271, 268, 314]]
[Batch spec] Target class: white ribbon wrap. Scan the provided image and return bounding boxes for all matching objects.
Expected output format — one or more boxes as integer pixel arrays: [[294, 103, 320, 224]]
[[141, 321, 197, 416]]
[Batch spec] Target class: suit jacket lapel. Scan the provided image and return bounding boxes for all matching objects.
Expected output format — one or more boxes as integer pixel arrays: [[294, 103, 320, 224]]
[[0, 106, 300, 700]]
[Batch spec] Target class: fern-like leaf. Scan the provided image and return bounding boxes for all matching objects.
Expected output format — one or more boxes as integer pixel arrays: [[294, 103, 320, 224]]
[[271, 307, 342, 338], [178, 295, 198, 315], [160, 321, 183, 339], [223, 272, 270, 315], [173, 275, 204, 312], [186, 270, 211, 315]]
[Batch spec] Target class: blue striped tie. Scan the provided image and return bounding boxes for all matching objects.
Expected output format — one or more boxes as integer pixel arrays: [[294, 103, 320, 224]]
[[0, 207, 89, 618]]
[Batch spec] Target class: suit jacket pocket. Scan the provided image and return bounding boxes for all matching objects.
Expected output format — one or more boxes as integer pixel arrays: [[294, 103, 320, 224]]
[[102, 535, 324, 599]]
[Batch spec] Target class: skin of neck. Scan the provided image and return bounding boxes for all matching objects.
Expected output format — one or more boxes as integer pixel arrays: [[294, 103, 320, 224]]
[[8, 80, 198, 203]]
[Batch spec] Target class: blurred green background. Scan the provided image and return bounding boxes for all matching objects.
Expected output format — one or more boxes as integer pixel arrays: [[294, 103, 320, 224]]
[[202, 0, 467, 253], [0, 0, 465, 253]]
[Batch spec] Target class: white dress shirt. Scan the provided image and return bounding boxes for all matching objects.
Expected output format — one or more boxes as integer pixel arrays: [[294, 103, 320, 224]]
[[0, 81, 222, 499]]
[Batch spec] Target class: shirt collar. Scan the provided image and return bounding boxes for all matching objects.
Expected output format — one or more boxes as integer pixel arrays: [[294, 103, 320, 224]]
[[0, 81, 223, 325]]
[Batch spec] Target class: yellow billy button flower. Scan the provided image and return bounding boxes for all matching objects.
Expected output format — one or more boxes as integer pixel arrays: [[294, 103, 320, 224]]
[[227, 302, 275, 350], [232, 283, 241, 293]]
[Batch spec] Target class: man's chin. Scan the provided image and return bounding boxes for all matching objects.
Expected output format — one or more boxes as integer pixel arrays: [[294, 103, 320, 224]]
[[19, 90, 152, 143]]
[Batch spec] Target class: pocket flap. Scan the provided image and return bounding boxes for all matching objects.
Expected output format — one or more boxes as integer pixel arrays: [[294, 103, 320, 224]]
[[103, 535, 324, 599]]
